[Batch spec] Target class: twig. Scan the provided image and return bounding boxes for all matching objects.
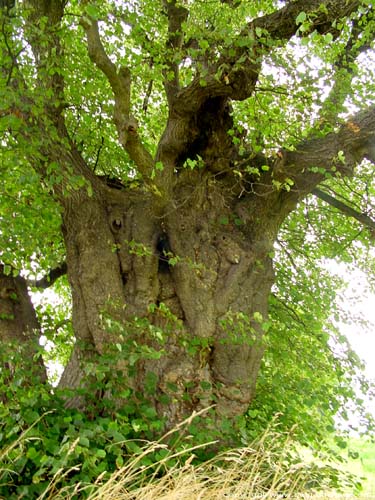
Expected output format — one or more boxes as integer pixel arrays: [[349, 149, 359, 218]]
[[93, 136, 104, 173]]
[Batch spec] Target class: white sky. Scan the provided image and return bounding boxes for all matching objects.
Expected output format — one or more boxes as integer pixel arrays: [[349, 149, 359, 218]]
[[332, 265, 375, 378], [325, 260, 375, 423]]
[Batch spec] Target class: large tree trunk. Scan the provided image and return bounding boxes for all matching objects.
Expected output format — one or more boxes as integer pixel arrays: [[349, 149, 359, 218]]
[[56, 100, 375, 429], [57, 169, 289, 427]]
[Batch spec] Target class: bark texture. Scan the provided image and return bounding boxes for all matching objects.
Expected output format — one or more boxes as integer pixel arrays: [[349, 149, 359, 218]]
[[59, 171, 282, 422]]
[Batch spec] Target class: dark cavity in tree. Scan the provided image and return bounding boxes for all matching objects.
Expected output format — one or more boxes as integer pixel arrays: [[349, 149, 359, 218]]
[[156, 233, 172, 273]]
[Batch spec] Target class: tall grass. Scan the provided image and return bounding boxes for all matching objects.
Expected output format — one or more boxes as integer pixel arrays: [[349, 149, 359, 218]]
[[33, 432, 307, 499], [0, 411, 368, 499]]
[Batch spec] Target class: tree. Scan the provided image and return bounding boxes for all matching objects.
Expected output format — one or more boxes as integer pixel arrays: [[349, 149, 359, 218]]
[[1, 0, 375, 438]]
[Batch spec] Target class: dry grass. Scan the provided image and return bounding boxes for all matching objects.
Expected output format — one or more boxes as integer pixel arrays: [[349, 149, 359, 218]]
[[47, 457, 369, 500], [2, 411, 371, 500], [47, 444, 304, 500], [309, 493, 375, 498], [37, 421, 338, 500]]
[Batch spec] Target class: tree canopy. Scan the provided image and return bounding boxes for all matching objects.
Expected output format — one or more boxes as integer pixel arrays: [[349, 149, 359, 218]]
[[1, 2, 375, 491]]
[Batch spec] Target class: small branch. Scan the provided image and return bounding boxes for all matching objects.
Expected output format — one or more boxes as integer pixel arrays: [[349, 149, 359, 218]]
[[0, 1, 15, 13], [220, 0, 241, 7], [0, 10, 26, 86], [32, 262, 67, 289], [271, 293, 306, 327], [81, 17, 154, 181], [142, 79, 153, 114], [312, 188, 375, 231], [93, 136, 104, 173], [276, 238, 300, 275]]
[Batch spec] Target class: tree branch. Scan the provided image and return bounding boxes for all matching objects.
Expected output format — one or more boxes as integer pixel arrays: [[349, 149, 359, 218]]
[[312, 188, 375, 231], [17, 1, 103, 200], [31, 262, 67, 289], [177, 0, 362, 105], [142, 79, 153, 114], [25, 0, 66, 117], [81, 17, 154, 182], [318, 9, 375, 124], [271, 292, 306, 328], [274, 105, 375, 194]]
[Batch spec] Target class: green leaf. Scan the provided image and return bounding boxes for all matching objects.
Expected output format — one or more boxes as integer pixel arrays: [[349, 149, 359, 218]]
[[324, 33, 333, 44], [79, 436, 90, 447], [296, 11, 307, 25], [199, 39, 209, 50], [85, 5, 100, 20], [26, 447, 39, 460], [253, 311, 263, 323]]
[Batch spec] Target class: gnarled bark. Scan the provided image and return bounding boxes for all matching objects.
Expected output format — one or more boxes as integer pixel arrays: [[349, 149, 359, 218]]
[[55, 163, 293, 426]]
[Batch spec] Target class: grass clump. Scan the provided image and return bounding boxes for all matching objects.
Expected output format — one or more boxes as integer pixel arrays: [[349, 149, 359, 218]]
[[0, 409, 363, 500]]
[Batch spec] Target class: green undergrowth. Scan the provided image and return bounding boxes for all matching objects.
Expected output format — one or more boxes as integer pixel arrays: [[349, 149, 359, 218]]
[[0, 403, 365, 500], [0, 343, 367, 499]]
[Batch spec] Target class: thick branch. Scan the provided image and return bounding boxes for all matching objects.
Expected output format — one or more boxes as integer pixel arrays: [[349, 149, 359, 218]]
[[275, 105, 375, 195], [312, 188, 375, 231], [81, 17, 154, 182], [178, 0, 361, 106], [17, 1, 103, 201], [250, 0, 360, 40], [82, 18, 130, 115], [25, 0, 65, 116]]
